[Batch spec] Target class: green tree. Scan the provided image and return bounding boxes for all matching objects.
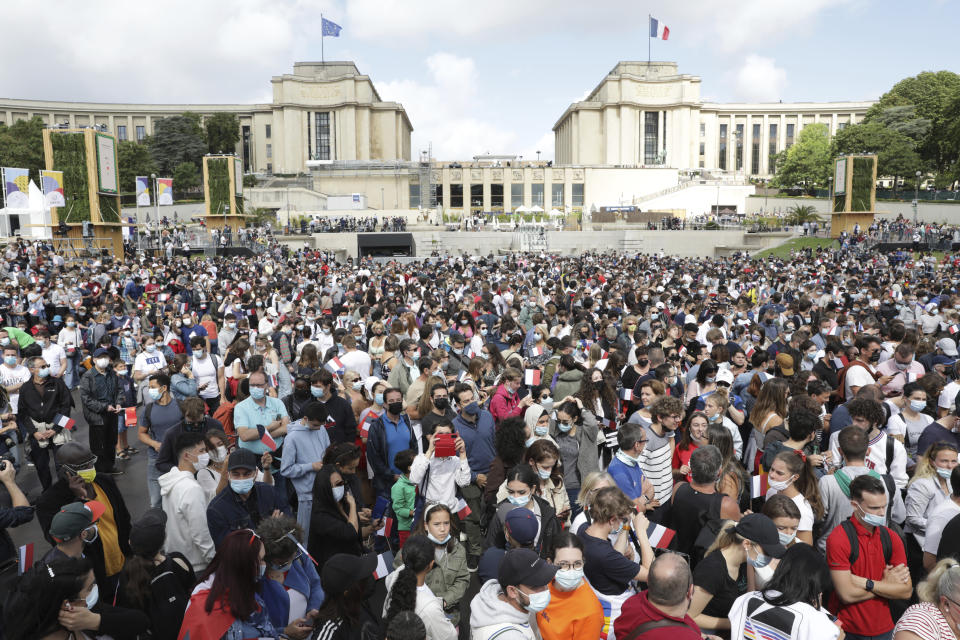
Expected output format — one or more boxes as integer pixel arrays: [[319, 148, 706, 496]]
[[0, 116, 45, 184], [205, 113, 240, 154], [831, 122, 919, 197], [117, 140, 158, 197], [785, 204, 823, 225], [149, 114, 206, 174], [172, 161, 200, 195], [866, 71, 960, 173], [772, 123, 832, 194]]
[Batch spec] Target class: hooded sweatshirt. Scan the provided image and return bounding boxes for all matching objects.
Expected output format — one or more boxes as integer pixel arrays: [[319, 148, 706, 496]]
[[158, 466, 216, 572], [279, 418, 331, 498], [469, 578, 538, 640]]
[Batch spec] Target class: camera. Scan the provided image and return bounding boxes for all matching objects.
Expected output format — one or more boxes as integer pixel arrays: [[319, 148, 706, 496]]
[[1, 437, 14, 450], [0, 453, 15, 471]]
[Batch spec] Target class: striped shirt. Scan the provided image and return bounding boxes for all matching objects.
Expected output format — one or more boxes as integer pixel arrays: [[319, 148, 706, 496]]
[[894, 602, 957, 640], [638, 424, 675, 504]]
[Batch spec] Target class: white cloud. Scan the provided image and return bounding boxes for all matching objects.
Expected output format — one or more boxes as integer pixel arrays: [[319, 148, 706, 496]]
[[732, 55, 787, 102], [378, 52, 515, 159]]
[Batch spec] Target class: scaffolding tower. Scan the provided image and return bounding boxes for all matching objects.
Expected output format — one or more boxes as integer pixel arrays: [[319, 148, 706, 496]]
[[513, 222, 549, 252], [419, 143, 437, 211]]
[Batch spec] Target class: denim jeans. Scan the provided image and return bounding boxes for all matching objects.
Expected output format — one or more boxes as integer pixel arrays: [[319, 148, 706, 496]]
[[147, 453, 161, 508]]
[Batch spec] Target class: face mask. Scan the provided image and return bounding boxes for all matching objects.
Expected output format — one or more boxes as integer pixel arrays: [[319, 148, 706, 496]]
[[146, 344, 157, 353], [506, 386, 516, 395], [67, 321, 76, 327], [116, 369, 128, 377], [322, 328, 331, 335], [77, 468, 97, 483], [610, 519, 625, 535], [705, 376, 716, 384], [937, 466, 953, 480], [3, 356, 15, 366], [525, 436, 537, 447], [195, 453, 210, 471], [434, 397, 449, 411], [783, 332, 793, 342], [520, 588, 551, 612], [374, 392, 385, 405], [258, 563, 267, 578], [38, 367, 50, 378], [508, 493, 530, 507], [464, 401, 479, 416], [747, 546, 772, 568], [910, 399, 927, 412], [332, 485, 345, 502], [148, 387, 162, 401], [0, 338, 9, 347], [249, 387, 266, 400], [85, 583, 99, 609], [214, 445, 228, 461], [616, 450, 641, 466], [752, 334, 762, 342], [554, 567, 584, 591], [536, 466, 551, 479], [388, 401, 403, 415], [534, 425, 549, 437], [856, 504, 886, 528], [767, 476, 794, 492], [754, 561, 775, 586], [778, 530, 796, 546], [806, 352, 817, 361], [311, 386, 325, 398], [869, 352, 881, 363], [192, 349, 204, 359], [226, 322, 236, 329], [427, 532, 452, 545], [230, 478, 255, 495], [558, 422, 573, 433]]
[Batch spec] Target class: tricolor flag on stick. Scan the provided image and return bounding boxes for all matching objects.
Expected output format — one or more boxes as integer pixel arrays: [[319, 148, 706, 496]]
[[158, 293, 170, 302], [260, 428, 277, 451], [833, 357, 845, 369], [458, 370, 469, 382], [528, 345, 542, 357], [54, 413, 76, 432], [373, 550, 395, 580], [649, 16, 670, 40], [645, 522, 675, 549], [124, 407, 137, 427], [18, 543, 33, 575], [455, 498, 472, 519], [524, 369, 541, 386], [619, 388, 633, 401], [325, 357, 346, 375], [377, 516, 395, 538], [359, 414, 375, 438], [751, 473, 769, 499]]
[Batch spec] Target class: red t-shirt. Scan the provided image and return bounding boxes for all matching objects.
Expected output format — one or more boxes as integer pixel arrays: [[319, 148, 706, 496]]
[[826, 517, 907, 636], [672, 443, 698, 483]]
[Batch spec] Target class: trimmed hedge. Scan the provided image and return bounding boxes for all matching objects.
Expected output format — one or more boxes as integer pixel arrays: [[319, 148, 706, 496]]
[[851, 157, 874, 212], [50, 132, 91, 221]]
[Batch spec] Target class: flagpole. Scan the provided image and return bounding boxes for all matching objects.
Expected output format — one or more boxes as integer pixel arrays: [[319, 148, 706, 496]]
[[648, 15, 651, 65], [321, 13, 325, 65]]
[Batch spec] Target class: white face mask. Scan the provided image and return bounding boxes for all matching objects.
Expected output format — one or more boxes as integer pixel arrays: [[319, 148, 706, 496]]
[[194, 452, 210, 471]]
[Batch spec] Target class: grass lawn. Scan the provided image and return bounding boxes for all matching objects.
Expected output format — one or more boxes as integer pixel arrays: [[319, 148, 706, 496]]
[[754, 236, 837, 259]]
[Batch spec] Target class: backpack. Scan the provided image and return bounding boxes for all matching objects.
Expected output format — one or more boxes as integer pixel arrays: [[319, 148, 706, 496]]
[[832, 361, 877, 404], [213, 400, 236, 437], [834, 467, 898, 525], [144, 554, 193, 640]]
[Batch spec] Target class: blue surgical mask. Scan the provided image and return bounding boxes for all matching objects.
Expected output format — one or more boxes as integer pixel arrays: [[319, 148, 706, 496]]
[[332, 485, 345, 502], [38, 367, 50, 378], [312, 386, 325, 398], [747, 547, 772, 568], [3, 356, 15, 366], [937, 466, 953, 480], [537, 467, 551, 479], [554, 567, 584, 591], [148, 387, 162, 400], [520, 588, 551, 612], [558, 422, 573, 433], [230, 478, 255, 495], [508, 493, 530, 507], [146, 344, 157, 353], [534, 425, 548, 437], [525, 436, 536, 448], [778, 531, 796, 546], [857, 504, 886, 528], [374, 392, 384, 405], [249, 387, 266, 400], [192, 349, 204, 359], [427, 532, 452, 545], [909, 399, 927, 412]]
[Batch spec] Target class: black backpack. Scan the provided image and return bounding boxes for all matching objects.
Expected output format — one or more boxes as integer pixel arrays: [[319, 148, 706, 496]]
[[144, 553, 193, 640]]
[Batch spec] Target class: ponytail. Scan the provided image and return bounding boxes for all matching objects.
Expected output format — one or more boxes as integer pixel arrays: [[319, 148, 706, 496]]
[[774, 449, 824, 520], [385, 535, 434, 624]]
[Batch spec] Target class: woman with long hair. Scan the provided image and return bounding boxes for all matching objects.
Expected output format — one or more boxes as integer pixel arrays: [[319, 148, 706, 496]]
[[553, 399, 600, 519], [674, 411, 709, 483], [906, 441, 959, 549], [536, 531, 604, 640], [628, 379, 665, 428], [308, 465, 363, 565], [224, 337, 250, 401], [766, 449, 824, 546], [685, 358, 720, 405], [169, 352, 198, 401], [730, 544, 841, 640], [296, 343, 320, 379], [379, 334, 401, 382], [703, 389, 744, 459], [708, 423, 750, 513], [178, 530, 312, 640], [746, 378, 790, 472], [383, 535, 457, 640], [552, 354, 586, 404], [519, 439, 570, 524], [367, 321, 387, 377], [256, 515, 323, 631], [576, 367, 619, 465], [486, 464, 561, 558]]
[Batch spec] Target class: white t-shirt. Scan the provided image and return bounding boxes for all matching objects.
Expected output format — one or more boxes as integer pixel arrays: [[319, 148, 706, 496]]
[[41, 342, 67, 376], [766, 488, 815, 532], [844, 363, 877, 400], [0, 365, 30, 412], [939, 381, 960, 410], [829, 429, 909, 489], [886, 410, 933, 459], [922, 498, 960, 555], [339, 349, 372, 378], [134, 351, 167, 376], [729, 591, 841, 640], [191, 354, 219, 399]]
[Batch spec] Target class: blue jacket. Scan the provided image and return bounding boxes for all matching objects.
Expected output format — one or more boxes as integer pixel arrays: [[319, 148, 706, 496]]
[[206, 482, 290, 547], [260, 556, 325, 628], [367, 413, 416, 496], [607, 454, 646, 501], [453, 411, 496, 481], [280, 419, 331, 498]]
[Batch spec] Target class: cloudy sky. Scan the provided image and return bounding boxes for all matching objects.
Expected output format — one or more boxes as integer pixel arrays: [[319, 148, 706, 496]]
[[1, 1, 956, 161]]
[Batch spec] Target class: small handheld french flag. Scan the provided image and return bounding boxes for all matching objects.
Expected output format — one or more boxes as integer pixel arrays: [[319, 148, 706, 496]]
[[17, 543, 33, 575], [645, 522, 675, 549], [751, 473, 769, 499], [649, 16, 669, 40], [456, 498, 472, 519], [54, 413, 76, 431], [373, 550, 395, 579], [528, 345, 542, 358], [359, 414, 375, 438], [260, 429, 277, 451], [377, 516, 395, 538], [158, 293, 170, 302], [524, 369, 541, 386], [325, 357, 345, 375], [619, 387, 633, 401]]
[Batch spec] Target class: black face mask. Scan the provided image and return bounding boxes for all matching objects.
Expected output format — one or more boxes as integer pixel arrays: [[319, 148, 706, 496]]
[[388, 401, 404, 415], [294, 388, 310, 399], [869, 351, 881, 363], [593, 380, 605, 391], [183, 421, 203, 433], [433, 397, 449, 411]]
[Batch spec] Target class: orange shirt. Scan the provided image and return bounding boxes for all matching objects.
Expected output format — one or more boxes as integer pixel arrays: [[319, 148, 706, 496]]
[[201, 320, 218, 341], [536, 580, 604, 640]]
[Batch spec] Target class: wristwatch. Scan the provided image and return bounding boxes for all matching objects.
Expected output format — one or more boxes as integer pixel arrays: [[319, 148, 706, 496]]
[[865, 579, 875, 592]]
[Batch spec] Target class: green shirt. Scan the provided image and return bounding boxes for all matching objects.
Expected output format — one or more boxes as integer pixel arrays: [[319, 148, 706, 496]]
[[3, 327, 35, 348], [391, 474, 417, 531]]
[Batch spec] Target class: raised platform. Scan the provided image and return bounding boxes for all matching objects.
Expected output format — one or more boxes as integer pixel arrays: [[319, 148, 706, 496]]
[[874, 242, 958, 252]]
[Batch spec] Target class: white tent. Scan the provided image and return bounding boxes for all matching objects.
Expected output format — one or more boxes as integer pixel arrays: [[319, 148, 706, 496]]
[[0, 179, 50, 240], [549, 208, 564, 217], [514, 205, 530, 213], [530, 205, 544, 213]]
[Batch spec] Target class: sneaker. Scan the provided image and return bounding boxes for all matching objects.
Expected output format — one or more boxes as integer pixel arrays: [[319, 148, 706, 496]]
[[467, 555, 479, 572]]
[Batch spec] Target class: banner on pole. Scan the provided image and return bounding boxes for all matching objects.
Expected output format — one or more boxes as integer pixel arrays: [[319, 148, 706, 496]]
[[2, 168, 30, 209], [40, 170, 65, 207], [157, 178, 173, 205], [95, 133, 118, 194], [136, 176, 151, 206], [234, 157, 243, 196]]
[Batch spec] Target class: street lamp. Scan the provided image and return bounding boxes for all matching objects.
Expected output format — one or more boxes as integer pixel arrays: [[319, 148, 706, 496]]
[[914, 169, 922, 226]]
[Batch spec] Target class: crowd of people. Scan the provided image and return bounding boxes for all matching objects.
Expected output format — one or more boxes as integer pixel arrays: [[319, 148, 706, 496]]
[[299, 217, 408, 234], [3, 236, 960, 640]]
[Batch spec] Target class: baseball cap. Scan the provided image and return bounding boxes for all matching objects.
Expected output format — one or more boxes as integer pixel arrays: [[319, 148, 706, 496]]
[[322, 553, 377, 593], [49, 500, 105, 541], [498, 548, 557, 590], [716, 368, 735, 386], [775, 352, 795, 376], [128, 507, 167, 553], [92, 348, 110, 358], [227, 448, 260, 471], [937, 338, 959, 357], [504, 508, 540, 546], [735, 513, 787, 558]]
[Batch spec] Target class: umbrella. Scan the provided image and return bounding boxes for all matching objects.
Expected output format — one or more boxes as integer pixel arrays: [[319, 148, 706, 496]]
[[549, 208, 563, 217], [531, 205, 544, 213], [514, 205, 530, 213]]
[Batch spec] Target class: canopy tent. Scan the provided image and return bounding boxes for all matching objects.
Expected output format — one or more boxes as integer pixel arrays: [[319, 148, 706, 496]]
[[548, 208, 564, 217], [513, 205, 530, 213], [530, 205, 544, 213]]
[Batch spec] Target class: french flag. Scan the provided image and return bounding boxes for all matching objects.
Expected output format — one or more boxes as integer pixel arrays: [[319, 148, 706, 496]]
[[649, 16, 669, 40], [645, 522, 675, 549], [359, 414, 375, 438], [528, 345, 543, 357], [751, 473, 769, 499], [524, 369, 541, 386], [377, 517, 395, 538], [260, 429, 277, 451], [619, 388, 633, 401], [456, 498, 472, 519], [325, 357, 346, 375], [373, 550, 395, 579], [18, 543, 33, 575], [54, 413, 76, 431], [158, 293, 170, 302]]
